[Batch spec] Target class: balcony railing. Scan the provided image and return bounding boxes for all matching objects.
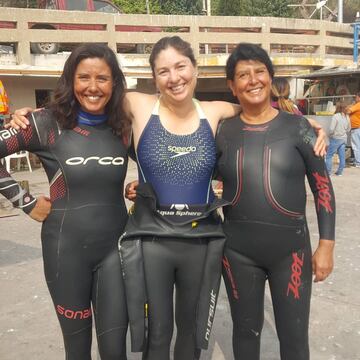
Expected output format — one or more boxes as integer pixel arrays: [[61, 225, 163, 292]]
[[0, 7, 355, 75]]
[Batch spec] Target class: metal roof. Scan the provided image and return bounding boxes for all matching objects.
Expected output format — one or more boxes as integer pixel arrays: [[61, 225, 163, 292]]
[[296, 66, 360, 79]]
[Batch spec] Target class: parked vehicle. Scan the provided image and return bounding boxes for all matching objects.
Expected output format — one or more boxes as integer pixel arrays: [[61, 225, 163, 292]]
[[1, 0, 163, 54]]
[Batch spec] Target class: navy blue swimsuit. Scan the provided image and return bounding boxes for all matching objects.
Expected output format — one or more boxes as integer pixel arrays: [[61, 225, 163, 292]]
[[136, 99, 216, 206]]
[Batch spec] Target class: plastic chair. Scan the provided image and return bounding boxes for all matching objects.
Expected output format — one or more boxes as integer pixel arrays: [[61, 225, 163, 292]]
[[4, 151, 32, 172]]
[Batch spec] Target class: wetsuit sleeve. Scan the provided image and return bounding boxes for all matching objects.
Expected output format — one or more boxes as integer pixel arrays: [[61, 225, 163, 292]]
[[127, 133, 137, 161], [214, 120, 226, 181], [0, 115, 42, 214], [297, 118, 335, 240]]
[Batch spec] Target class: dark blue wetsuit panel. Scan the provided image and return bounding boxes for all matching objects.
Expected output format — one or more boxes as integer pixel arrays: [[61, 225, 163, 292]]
[[216, 111, 335, 360], [0, 109, 129, 360], [136, 100, 216, 206], [135, 100, 217, 360]]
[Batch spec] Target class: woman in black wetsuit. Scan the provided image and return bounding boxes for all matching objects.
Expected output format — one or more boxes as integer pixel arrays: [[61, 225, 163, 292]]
[[0, 44, 130, 359], [217, 43, 335, 360]]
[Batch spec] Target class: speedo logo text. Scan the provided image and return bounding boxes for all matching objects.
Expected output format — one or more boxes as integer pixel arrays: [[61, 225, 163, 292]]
[[168, 145, 196, 158]]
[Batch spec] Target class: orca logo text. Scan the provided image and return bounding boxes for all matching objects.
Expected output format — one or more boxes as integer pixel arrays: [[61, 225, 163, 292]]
[[66, 156, 124, 166]]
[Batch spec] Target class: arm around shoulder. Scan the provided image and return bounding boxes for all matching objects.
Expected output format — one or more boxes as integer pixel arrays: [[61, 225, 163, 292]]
[[201, 100, 240, 130]]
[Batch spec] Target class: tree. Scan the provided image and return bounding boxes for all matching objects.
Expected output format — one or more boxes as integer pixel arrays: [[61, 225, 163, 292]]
[[213, 0, 294, 17], [288, 0, 359, 22], [243, 0, 293, 17], [114, 0, 158, 14], [214, 0, 242, 16], [114, 0, 202, 14], [157, 0, 202, 14]]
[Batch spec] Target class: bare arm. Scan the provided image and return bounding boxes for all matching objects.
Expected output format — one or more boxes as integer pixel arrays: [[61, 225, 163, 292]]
[[9, 92, 154, 133], [205, 100, 240, 120], [125, 92, 158, 148], [200, 101, 241, 132]]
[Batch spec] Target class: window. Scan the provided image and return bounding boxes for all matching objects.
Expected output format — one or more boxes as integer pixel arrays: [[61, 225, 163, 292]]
[[66, 0, 88, 11], [93, 1, 120, 13]]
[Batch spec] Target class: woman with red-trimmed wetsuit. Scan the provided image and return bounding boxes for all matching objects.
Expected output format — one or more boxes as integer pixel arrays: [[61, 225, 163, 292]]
[[217, 43, 335, 360], [0, 44, 130, 359]]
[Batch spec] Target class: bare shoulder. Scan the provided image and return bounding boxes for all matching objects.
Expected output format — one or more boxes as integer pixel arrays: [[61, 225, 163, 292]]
[[125, 92, 157, 122], [125, 92, 158, 145], [125, 92, 157, 108]]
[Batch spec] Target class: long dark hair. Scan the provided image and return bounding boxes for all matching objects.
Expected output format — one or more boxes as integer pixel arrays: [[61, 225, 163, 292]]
[[49, 43, 131, 139]]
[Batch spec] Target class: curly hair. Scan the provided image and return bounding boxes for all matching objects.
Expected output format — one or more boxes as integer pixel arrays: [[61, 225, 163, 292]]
[[48, 43, 131, 140]]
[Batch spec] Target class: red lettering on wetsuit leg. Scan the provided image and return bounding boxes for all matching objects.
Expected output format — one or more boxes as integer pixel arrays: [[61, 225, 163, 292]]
[[287, 252, 304, 299], [312, 172, 333, 214], [222, 256, 239, 300], [56, 305, 92, 320]]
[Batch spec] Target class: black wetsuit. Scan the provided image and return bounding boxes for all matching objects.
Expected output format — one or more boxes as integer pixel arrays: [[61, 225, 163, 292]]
[[216, 112, 335, 360], [0, 109, 128, 360]]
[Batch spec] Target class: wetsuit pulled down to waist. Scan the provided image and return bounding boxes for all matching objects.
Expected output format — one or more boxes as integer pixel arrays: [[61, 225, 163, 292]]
[[118, 183, 227, 353]]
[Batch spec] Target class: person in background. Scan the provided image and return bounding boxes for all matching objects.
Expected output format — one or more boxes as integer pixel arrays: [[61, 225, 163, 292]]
[[346, 91, 360, 167], [0, 43, 130, 360], [271, 77, 303, 115], [217, 43, 335, 360], [0, 79, 10, 127], [325, 101, 351, 176]]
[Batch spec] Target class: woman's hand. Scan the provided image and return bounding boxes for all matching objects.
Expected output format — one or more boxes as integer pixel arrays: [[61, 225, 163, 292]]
[[125, 180, 139, 201], [29, 195, 51, 222], [312, 239, 334, 282], [307, 118, 327, 157], [5, 107, 33, 130]]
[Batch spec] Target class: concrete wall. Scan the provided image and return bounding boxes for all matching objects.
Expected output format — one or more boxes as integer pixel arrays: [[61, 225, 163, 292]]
[[0, 7, 356, 70], [1, 76, 58, 112], [0, 7, 357, 110]]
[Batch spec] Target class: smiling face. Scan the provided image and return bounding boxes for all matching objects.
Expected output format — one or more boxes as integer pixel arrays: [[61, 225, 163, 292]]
[[73, 57, 113, 115], [228, 60, 272, 111], [153, 46, 197, 104]]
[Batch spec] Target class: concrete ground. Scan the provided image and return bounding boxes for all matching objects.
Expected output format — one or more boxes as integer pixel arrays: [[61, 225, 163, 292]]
[[0, 159, 359, 360]]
